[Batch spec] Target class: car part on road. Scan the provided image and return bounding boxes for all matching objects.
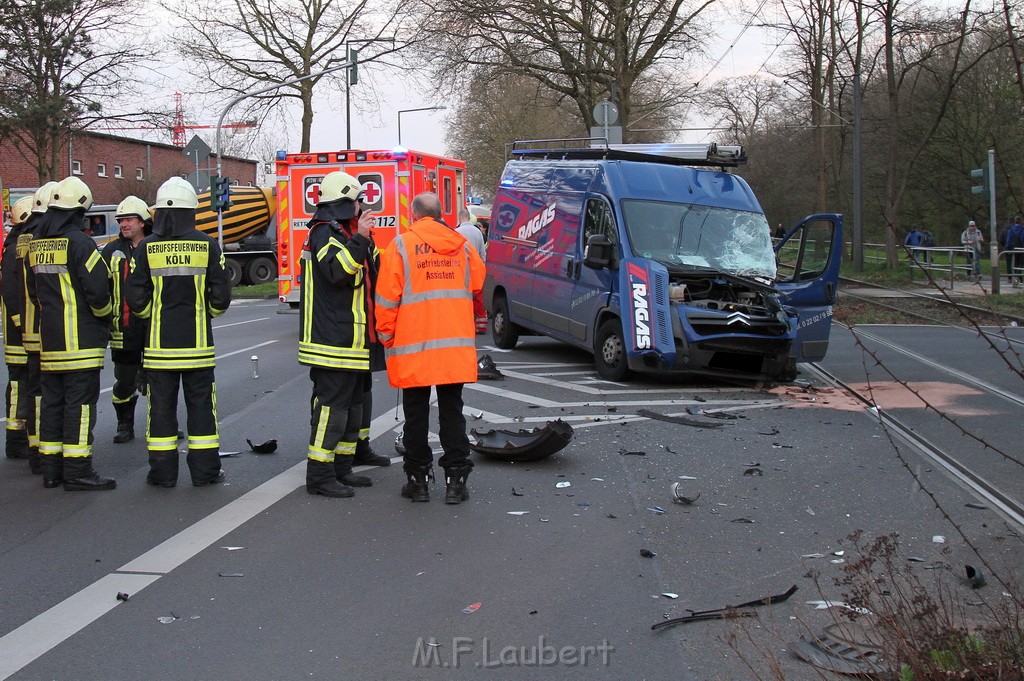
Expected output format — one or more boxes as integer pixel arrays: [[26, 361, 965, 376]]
[[246, 438, 278, 454], [636, 408, 725, 429], [469, 419, 573, 462], [476, 354, 505, 380], [965, 565, 987, 589], [670, 483, 700, 505], [651, 584, 798, 630], [790, 630, 886, 676]]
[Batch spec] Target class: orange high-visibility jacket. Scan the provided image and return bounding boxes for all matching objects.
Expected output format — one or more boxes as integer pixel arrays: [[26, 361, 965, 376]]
[[375, 217, 485, 388]]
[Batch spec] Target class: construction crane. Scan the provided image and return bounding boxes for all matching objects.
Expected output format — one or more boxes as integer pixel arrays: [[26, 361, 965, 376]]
[[100, 92, 256, 146]]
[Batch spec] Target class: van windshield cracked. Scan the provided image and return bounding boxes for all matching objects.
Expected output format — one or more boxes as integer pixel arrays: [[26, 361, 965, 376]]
[[621, 200, 777, 280]]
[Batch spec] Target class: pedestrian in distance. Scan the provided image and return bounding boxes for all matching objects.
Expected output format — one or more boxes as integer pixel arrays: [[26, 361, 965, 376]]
[[376, 192, 485, 504], [960, 220, 984, 281], [456, 207, 488, 334], [126, 177, 231, 487], [1004, 215, 1024, 287], [298, 171, 380, 497], [102, 196, 151, 443], [25, 176, 116, 490], [1, 197, 36, 464]]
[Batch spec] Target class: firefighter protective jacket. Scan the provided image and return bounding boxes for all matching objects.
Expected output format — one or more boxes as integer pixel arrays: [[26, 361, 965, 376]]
[[25, 210, 112, 372], [125, 214, 231, 371], [375, 216, 485, 388], [16, 215, 42, 354], [102, 235, 148, 353], [1, 221, 31, 365], [298, 219, 379, 371]]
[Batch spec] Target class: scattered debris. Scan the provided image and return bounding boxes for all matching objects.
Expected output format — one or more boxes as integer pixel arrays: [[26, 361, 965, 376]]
[[511, 487, 524, 497], [833, 550, 845, 557], [686, 406, 703, 415], [693, 396, 707, 403], [246, 438, 278, 454], [507, 511, 529, 516], [907, 556, 925, 563], [652, 585, 798, 630], [670, 483, 700, 506], [221, 546, 244, 551], [805, 507, 815, 516], [472, 412, 484, 420], [678, 475, 697, 480], [619, 449, 646, 456], [606, 513, 617, 519], [807, 600, 871, 615], [591, 477, 604, 482], [965, 502, 988, 510], [640, 549, 656, 558], [731, 517, 754, 523], [647, 506, 666, 515], [771, 442, 793, 449], [607, 406, 617, 412], [157, 614, 179, 624], [791, 625, 886, 677], [757, 427, 781, 436], [636, 408, 724, 429], [576, 502, 590, 507], [219, 451, 241, 458], [661, 592, 679, 599], [555, 481, 571, 489], [801, 553, 825, 559], [965, 565, 986, 589], [116, 592, 130, 602], [218, 573, 244, 577], [476, 355, 504, 380], [470, 420, 573, 462], [932, 535, 946, 544], [743, 467, 763, 476], [462, 602, 481, 614]]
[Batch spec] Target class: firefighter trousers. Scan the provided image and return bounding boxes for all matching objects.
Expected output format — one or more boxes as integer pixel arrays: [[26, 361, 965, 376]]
[[39, 369, 100, 459], [5, 362, 27, 432], [111, 353, 141, 404], [146, 368, 221, 484], [401, 383, 473, 471], [307, 367, 364, 463], [21, 352, 41, 448]]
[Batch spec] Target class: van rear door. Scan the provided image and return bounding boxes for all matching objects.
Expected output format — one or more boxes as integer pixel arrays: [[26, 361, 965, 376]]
[[774, 214, 843, 363]]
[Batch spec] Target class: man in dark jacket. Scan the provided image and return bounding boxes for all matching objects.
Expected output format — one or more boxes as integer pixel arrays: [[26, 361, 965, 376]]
[[25, 176, 115, 490], [101, 196, 151, 443], [126, 177, 231, 487], [1004, 215, 1024, 286], [299, 171, 380, 497], [1, 197, 35, 462]]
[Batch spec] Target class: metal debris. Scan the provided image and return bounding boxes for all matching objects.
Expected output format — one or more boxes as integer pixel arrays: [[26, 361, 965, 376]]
[[652, 585, 798, 630], [636, 408, 724, 429]]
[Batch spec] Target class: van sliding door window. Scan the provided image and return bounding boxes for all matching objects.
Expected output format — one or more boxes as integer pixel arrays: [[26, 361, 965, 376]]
[[583, 198, 616, 245]]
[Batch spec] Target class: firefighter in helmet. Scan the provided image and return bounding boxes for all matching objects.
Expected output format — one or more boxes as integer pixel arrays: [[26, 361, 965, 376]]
[[299, 170, 381, 497], [2, 196, 36, 464], [125, 177, 232, 487], [102, 196, 152, 443], [25, 176, 116, 490]]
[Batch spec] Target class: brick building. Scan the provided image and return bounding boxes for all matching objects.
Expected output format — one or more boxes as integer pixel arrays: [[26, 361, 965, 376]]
[[1, 130, 259, 205]]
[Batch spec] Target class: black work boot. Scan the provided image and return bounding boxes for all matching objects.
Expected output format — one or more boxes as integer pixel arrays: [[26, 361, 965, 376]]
[[352, 438, 391, 467], [63, 456, 116, 491], [146, 450, 179, 488], [401, 463, 431, 502], [112, 396, 137, 444], [187, 449, 224, 486], [5, 428, 30, 459], [28, 447, 42, 475], [306, 459, 354, 498], [443, 467, 471, 505], [40, 453, 63, 488], [334, 455, 372, 487]]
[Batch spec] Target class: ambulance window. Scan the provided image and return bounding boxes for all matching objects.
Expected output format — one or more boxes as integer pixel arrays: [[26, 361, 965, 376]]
[[443, 177, 453, 214], [583, 199, 616, 245]]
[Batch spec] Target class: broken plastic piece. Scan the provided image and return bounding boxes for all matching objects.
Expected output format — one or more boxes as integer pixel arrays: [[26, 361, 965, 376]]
[[790, 635, 886, 676], [637, 408, 724, 429], [462, 602, 481, 614], [507, 511, 529, 516], [555, 481, 571, 488], [686, 406, 703, 415], [932, 535, 946, 544], [219, 451, 241, 458], [157, 615, 178, 624], [218, 572, 244, 577], [116, 592, 129, 601], [648, 506, 666, 514], [801, 553, 824, 559], [965, 565, 986, 589], [661, 592, 679, 599], [743, 467, 763, 476], [670, 483, 700, 506], [640, 549, 656, 558], [965, 502, 988, 510], [476, 354, 504, 380], [619, 449, 646, 456], [246, 438, 278, 454], [807, 600, 871, 615], [731, 517, 754, 523], [470, 420, 573, 462], [511, 487, 524, 496]]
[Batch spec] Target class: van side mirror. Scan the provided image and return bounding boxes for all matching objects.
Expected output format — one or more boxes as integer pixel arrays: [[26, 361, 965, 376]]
[[584, 234, 613, 269]]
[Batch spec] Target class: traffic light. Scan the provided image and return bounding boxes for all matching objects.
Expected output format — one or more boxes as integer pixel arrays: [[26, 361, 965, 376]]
[[348, 47, 358, 86], [970, 166, 990, 196], [210, 175, 232, 211]]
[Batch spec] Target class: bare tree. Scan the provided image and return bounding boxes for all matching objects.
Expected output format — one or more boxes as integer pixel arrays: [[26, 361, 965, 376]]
[[413, 0, 717, 141], [169, 0, 405, 152], [697, 75, 789, 143], [0, 0, 149, 183]]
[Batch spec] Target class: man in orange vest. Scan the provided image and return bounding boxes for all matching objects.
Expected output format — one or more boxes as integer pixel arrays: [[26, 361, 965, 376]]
[[376, 192, 485, 504]]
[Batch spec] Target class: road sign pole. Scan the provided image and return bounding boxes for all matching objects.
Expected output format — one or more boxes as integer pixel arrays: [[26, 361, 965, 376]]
[[988, 149, 998, 295]]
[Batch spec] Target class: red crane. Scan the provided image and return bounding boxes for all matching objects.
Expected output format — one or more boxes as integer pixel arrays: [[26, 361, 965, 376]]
[[101, 92, 256, 147]]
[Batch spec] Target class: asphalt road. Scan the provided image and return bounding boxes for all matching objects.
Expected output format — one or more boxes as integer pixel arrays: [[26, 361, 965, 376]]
[[1, 302, 1020, 680]]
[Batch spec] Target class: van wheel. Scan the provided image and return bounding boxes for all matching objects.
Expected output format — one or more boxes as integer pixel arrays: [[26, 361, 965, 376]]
[[595, 319, 633, 382], [246, 256, 276, 285], [225, 259, 243, 287], [491, 296, 520, 349]]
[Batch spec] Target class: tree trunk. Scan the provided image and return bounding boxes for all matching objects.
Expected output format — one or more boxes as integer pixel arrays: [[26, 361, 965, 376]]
[[300, 82, 314, 153]]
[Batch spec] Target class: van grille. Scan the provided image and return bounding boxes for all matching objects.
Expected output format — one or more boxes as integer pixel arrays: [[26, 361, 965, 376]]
[[686, 310, 789, 338]]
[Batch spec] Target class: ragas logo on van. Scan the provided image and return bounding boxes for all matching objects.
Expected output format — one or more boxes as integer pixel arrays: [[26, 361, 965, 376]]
[[626, 262, 653, 350], [516, 202, 557, 241]]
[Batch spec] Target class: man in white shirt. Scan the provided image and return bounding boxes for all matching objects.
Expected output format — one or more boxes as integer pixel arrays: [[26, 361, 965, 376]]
[[456, 209, 487, 334], [961, 220, 984, 281]]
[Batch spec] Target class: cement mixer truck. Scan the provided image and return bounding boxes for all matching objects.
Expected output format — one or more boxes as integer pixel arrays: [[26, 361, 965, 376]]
[[83, 184, 277, 287]]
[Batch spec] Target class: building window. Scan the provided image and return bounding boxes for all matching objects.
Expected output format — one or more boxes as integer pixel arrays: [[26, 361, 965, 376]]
[[72, 160, 82, 175], [97, 163, 107, 177], [113, 165, 123, 178], [136, 167, 144, 181]]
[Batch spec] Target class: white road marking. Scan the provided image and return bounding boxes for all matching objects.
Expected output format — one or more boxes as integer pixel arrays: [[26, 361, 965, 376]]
[[215, 340, 278, 361], [213, 317, 270, 329]]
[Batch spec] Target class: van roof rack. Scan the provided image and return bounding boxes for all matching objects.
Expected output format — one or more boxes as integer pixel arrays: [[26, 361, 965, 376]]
[[509, 138, 746, 167]]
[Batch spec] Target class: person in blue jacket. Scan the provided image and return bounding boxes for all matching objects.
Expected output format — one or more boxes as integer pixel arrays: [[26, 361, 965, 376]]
[[1004, 215, 1024, 286]]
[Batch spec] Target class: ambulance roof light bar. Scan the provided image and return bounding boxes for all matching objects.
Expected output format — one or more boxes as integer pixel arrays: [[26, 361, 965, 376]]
[[509, 138, 746, 167]]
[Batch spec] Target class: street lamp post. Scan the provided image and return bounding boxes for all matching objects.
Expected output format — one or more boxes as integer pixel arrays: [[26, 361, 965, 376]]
[[397, 106, 447, 146]]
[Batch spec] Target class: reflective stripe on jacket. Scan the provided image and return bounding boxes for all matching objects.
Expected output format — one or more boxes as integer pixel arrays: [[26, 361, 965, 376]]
[[1, 224, 29, 364], [375, 217, 485, 388]]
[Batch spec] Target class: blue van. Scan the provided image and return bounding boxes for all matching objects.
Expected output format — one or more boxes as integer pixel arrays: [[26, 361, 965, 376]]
[[482, 142, 842, 382]]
